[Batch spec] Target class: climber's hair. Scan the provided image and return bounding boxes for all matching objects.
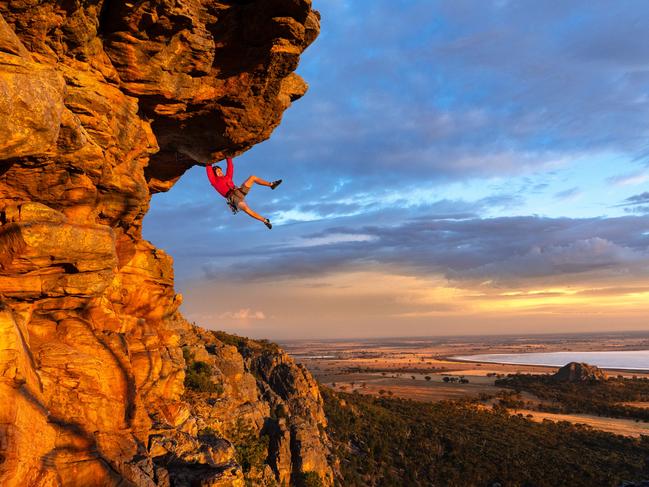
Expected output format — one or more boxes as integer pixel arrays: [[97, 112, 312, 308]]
[[213, 165, 222, 174]]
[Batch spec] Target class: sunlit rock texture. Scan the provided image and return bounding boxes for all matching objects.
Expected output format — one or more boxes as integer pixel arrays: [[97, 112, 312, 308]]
[[0, 1, 332, 485]]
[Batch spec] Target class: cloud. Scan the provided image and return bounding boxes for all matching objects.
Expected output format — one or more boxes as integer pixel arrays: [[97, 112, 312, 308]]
[[464, 237, 642, 280], [219, 309, 266, 320], [288, 233, 378, 248], [607, 171, 649, 187], [617, 192, 649, 215], [621, 192, 649, 206], [554, 187, 582, 201], [626, 206, 649, 215], [574, 286, 649, 297], [202, 214, 649, 286]]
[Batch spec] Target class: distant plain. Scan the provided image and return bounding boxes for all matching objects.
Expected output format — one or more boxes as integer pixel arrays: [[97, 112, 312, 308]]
[[281, 331, 649, 437]]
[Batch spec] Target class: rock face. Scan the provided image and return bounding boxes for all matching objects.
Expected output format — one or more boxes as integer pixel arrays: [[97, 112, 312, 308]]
[[0, 1, 331, 485], [552, 362, 608, 383], [180, 329, 334, 486]]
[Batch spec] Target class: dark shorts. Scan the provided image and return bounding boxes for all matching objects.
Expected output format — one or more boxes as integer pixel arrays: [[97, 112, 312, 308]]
[[227, 185, 249, 208]]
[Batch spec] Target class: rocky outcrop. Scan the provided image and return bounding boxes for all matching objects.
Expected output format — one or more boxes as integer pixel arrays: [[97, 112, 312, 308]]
[[0, 1, 330, 485], [552, 362, 608, 383], [179, 328, 334, 486]]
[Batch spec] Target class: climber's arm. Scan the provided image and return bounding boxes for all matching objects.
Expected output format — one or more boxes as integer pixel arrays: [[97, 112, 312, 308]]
[[206, 165, 217, 186], [225, 157, 234, 179]]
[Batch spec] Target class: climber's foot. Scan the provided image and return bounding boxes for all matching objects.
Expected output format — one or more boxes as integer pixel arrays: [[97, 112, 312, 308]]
[[270, 179, 283, 190], [264, 219, 272, 230]]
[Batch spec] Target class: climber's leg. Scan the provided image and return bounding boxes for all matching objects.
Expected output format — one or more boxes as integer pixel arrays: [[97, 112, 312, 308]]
[[237, 201, 267, 223], [242, 175, 272, 190]]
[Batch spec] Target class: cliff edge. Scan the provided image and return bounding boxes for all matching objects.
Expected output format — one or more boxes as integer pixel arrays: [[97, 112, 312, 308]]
[[0, 1, 331, 485]]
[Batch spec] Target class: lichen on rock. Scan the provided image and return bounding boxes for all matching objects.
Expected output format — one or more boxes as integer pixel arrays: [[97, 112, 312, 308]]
[[0, 1, 330, 485]]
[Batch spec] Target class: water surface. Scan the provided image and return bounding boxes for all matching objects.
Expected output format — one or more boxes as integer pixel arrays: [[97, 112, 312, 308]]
[[454, 350, 649, 371]]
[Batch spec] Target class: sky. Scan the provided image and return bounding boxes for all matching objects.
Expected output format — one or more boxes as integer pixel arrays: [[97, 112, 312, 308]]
[[143, 0, 649, 339]]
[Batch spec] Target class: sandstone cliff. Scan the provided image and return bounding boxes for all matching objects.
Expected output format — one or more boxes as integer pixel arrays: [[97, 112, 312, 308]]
[[0, 1, 331, 485]]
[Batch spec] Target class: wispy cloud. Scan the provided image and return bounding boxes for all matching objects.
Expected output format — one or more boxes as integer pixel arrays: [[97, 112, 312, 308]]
[[554, 187, 582, 201], [288, 233, 378, 248], [219, 309, 266, 320], [607, 171, 649, 187], [621, 192, 649, 206], [617, 192, 649, 215]]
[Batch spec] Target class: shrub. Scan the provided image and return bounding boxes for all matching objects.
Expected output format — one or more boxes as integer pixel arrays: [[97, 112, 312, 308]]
[[232, 418, 269, 474], [183, 348, 223, 394]]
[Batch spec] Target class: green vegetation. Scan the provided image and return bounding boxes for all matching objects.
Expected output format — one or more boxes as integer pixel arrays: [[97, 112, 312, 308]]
[[212, 331, 249, 350], [212, 330, 280, 354], [182, 348, 223, 394], [322, 387, 649, 487], [443, 375, 469, 383], [496, 374, 649, 421], [232, 418, 270, 474]]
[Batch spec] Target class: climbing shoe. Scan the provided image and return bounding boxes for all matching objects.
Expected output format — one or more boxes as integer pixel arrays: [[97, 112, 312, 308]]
[[270, 179, 283, 190], [264, 219, 272, 230]]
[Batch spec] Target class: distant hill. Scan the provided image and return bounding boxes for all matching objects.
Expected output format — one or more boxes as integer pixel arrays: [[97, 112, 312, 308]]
[[553, 362, 608, 382]]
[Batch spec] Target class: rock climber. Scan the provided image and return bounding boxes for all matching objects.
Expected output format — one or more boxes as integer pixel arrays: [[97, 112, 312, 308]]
[[206, 157, 282, 229]]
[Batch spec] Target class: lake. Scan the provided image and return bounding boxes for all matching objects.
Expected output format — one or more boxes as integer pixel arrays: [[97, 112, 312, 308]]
[[454, 350, 649, 371]]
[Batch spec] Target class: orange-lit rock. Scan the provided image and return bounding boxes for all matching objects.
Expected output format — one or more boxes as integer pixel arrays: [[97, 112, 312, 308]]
[[0, 1, 332, 485]]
